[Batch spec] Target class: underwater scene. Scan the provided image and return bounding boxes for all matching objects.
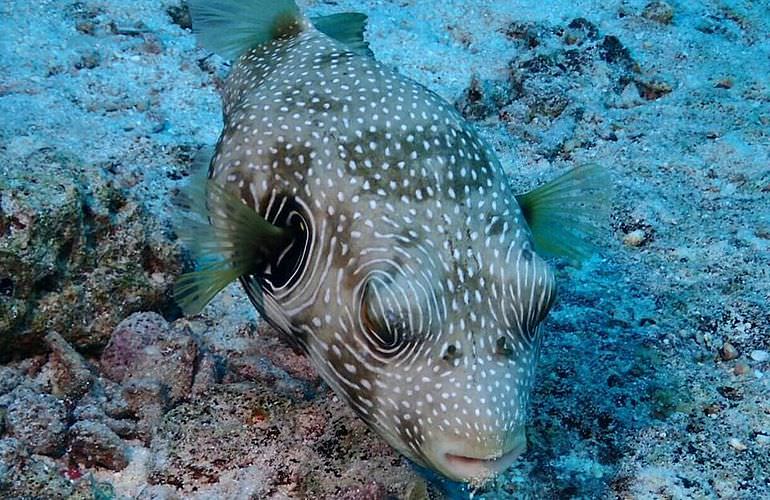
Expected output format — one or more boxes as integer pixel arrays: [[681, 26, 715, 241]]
[[1, 0, 768, 498]]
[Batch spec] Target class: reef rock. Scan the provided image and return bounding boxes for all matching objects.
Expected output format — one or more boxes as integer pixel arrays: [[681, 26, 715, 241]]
[[0, 151, 181, 360], [68, 420, 130, 471], [146, 382, 423, 497], [0, 386, 68, 456]]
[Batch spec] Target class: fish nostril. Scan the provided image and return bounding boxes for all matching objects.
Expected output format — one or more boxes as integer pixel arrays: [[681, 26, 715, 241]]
[[442, 343, 462, 362], [496, 337, 513, 357]]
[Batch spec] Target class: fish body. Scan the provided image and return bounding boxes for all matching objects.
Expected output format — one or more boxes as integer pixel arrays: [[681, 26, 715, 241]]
[[180, 0, 608, 483]]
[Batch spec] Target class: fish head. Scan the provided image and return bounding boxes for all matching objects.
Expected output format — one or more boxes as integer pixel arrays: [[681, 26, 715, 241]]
[[309, 222, 556, 483]]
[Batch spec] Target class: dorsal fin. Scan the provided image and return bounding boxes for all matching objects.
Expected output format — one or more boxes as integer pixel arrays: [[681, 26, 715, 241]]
[[188, 0, 303, 60], [311, 12, 372, 57]]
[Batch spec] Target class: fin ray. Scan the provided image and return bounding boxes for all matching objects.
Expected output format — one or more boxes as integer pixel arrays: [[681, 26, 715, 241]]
[[188, 0, 302, 60], [311, 12, 372, 56], [173, 149, 292, 315], [516, 164, 611, 264]]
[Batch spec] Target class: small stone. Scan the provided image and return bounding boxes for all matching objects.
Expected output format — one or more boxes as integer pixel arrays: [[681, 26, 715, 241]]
[[0, 438, 77, 497], [636, 79, 673, 101], [642, 1, 674, 25], [45, 331, 94, 400], [68, 420, 130, 471], [734, 363, 750, 375], [0, 387, 68, 456], [74, 51, 101, 70], [190, 353, 223, 395], [0, 367, 22, 396], [613, 83, 643, 109], [703, 403, 721, 416], [715, 78, 733, 89], [75, 21, 96, 35], [623, 229, 648, 247], [339, 481, 388, 500], [750, 350, 769, 362], [728, 437, 747, 451], [166, 4, 192, 30], [720, 342, 739, 361], [122, 379, 170, 443], [756, 434, 769, 446], [405, 478, 430, 500], [101, 312, 198, 405]]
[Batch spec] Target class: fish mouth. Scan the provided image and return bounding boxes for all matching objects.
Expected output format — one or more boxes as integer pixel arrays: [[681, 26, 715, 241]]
[[432, 433, 527, 482]]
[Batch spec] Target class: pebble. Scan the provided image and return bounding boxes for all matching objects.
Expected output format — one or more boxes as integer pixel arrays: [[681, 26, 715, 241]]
[[749, 350, 769, 362], [0, 366, 22, 396], [45, 331, 94, 400], [756, 434, 770, 446], [728, 437, 747, 451], [734, 363, 750, 376], [642, 1, 674, 25], [68, 420, 130, 471], [623, 229, 648, 247], [101, 312, 198, 405], [719, 342, 739, 361]]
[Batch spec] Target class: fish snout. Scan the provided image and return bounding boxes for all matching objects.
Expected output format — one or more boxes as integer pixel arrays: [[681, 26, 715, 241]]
[[426, 427, 527, 483]]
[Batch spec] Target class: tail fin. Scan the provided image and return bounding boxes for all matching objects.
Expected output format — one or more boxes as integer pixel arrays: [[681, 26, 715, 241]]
[[516, 164, 612, 264], [188, 0, 302, 60]]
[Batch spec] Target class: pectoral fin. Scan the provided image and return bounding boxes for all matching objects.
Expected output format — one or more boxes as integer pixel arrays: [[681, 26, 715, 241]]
[[174, 151, 292, 315], [516, 163, 612, 264]]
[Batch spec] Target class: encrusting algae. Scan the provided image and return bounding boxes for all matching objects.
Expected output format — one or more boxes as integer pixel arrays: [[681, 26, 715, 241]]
[[175, 0, 609, 484]]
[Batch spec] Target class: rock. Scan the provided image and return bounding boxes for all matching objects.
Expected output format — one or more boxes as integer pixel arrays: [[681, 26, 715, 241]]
[[166, 3, 192, 30], [642, 1, 674, 25], [0, 387, 68, 456], [190, 352, 224, 395], [138, 484, 185, 500], [728, 437, 747, 451], [68, 420, 130, 471], [623, 229, 648, 247], [734, 363, 750, 375], [720, 341, 739, 361], [599, 35, 639, 72], [750, 350, 769, 362], [147, 383, 418, 496], [563, 18, 599, 45], [0, 151, 181, 361], [611, 83, 644, 109], [338, 481, 388, 500], [454, 75, 514, 120], [91, 383, 127, 420], [101, 313, 198, 405], [0, 367, 21, 396], [635, 79, 673, 101], [122, 378, 171, 443], [0, 437, 81, 499], [72, 402, 137, 439], [45, 331, 94, 400]]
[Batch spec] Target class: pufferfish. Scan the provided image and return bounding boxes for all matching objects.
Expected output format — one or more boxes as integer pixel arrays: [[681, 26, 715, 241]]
[[177, 0, 609, 484]]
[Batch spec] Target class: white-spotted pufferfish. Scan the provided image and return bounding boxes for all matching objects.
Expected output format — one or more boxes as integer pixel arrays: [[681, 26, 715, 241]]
[[177, 0, 609, 484]]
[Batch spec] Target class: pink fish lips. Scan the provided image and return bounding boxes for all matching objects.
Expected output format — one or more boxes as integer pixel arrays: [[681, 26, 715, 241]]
[[432, 431, 528, 482]]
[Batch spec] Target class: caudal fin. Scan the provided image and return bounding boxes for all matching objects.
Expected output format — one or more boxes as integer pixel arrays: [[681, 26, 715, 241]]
[[516, 164, 612, 264], [188, 0, 302, 60]]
